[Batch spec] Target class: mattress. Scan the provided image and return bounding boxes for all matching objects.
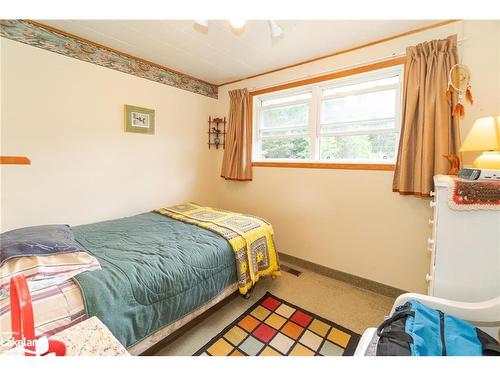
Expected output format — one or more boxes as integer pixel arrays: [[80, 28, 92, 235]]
[[1, 212, 237, 352]]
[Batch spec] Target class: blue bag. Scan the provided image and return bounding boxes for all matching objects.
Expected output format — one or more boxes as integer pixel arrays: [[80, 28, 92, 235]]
[[376, 299, 500, 356]]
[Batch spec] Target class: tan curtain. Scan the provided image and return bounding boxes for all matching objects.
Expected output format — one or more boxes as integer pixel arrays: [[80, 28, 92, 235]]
[[393, 35, 461, 197], [221, 88, 252, 181]]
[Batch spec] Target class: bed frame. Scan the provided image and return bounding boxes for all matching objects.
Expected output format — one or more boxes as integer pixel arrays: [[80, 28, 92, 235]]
[[132, 283, 239, 355]]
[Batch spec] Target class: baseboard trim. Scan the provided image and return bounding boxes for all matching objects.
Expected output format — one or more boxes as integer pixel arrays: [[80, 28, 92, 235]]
[[279, 252, 407, 299]]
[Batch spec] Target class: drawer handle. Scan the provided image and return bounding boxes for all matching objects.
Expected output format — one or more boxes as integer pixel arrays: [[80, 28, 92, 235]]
[[426, 274, 433, 282], [429, 201, 436, 208], [427, 238, 435, 246], [428, 219, 434, 225]]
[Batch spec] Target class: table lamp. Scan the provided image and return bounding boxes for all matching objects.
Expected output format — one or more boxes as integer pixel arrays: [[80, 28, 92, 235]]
[[459, 116, 500, 169]]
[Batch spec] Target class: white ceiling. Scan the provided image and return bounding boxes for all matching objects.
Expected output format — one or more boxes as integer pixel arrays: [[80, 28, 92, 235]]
[[39, 20, 439, 85]]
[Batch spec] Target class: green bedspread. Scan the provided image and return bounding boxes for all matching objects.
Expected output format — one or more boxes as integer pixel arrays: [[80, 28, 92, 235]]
[[72, 212, 237, 349]]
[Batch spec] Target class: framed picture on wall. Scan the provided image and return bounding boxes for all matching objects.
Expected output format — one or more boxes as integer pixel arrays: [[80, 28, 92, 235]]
[[124, 105, 155, 134]]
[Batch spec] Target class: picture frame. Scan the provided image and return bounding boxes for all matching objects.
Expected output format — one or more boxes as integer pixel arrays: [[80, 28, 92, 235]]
[[124, 105, 155, 135]]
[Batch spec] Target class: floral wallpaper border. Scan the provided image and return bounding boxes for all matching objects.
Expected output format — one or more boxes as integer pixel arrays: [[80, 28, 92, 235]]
[[0, 20, 218, 99]]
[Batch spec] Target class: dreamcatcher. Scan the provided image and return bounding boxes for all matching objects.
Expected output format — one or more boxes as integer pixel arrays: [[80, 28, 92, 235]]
[[446, 63, 473, 117]]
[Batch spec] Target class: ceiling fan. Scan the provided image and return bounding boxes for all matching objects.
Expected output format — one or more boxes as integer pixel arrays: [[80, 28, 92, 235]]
[[194, 20, 284, 39]]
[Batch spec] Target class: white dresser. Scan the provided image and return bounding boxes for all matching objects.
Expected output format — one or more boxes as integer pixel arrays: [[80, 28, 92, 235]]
[[427, 175, 500, 302]]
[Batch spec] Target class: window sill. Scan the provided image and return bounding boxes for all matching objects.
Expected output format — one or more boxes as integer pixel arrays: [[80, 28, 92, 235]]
[[252, 161, 395, 171]]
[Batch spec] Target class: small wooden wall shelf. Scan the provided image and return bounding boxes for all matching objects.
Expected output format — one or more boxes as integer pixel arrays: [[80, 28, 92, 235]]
[[0, 156, 31, 165], [208, 116, 226, 150]]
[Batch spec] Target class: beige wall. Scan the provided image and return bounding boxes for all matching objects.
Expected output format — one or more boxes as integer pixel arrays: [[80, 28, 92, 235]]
[[0, 38, 217, 231], [1, 21, 499, 293], [212, 20, 500, 293]]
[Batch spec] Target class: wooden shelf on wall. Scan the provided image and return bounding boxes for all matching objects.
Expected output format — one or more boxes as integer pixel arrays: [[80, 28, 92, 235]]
[[0, 156, 31, 165], [208, 116, 226, 150]]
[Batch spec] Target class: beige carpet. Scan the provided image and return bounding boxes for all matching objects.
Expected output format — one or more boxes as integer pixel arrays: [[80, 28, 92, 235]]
[[155, 261, 395, 356]]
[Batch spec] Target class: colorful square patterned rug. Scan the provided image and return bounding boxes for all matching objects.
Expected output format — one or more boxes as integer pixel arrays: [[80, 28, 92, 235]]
[[194, 292, 360, 356]]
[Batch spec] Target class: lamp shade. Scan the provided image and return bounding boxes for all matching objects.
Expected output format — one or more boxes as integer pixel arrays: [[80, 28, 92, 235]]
[[460, 116, 500, 152]]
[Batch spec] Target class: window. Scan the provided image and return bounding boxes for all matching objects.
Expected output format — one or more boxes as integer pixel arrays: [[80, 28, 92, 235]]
[[252, 63, 404, 167]]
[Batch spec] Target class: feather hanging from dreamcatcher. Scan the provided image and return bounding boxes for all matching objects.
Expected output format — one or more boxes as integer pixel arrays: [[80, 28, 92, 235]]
[[446, 63, 473, 118]]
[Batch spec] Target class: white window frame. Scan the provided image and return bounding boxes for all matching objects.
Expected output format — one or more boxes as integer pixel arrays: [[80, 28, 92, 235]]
[[254, 87, 314, 160], [252, 64, 404, 165]]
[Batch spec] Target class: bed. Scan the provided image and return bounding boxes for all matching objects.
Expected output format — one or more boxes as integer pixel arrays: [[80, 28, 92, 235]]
[[0, 205, 280, 355]]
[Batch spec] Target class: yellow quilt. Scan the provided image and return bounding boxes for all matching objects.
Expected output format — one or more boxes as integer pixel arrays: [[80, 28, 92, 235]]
[[156, 203, 281, 295]]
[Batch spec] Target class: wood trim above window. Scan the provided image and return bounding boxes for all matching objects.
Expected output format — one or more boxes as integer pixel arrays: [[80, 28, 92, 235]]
[[252, 161, 395, 171], [249, 57, 406, 97]]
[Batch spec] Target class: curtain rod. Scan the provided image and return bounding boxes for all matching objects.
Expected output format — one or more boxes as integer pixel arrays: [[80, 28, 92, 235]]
[[248, 38, 467, 92]]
